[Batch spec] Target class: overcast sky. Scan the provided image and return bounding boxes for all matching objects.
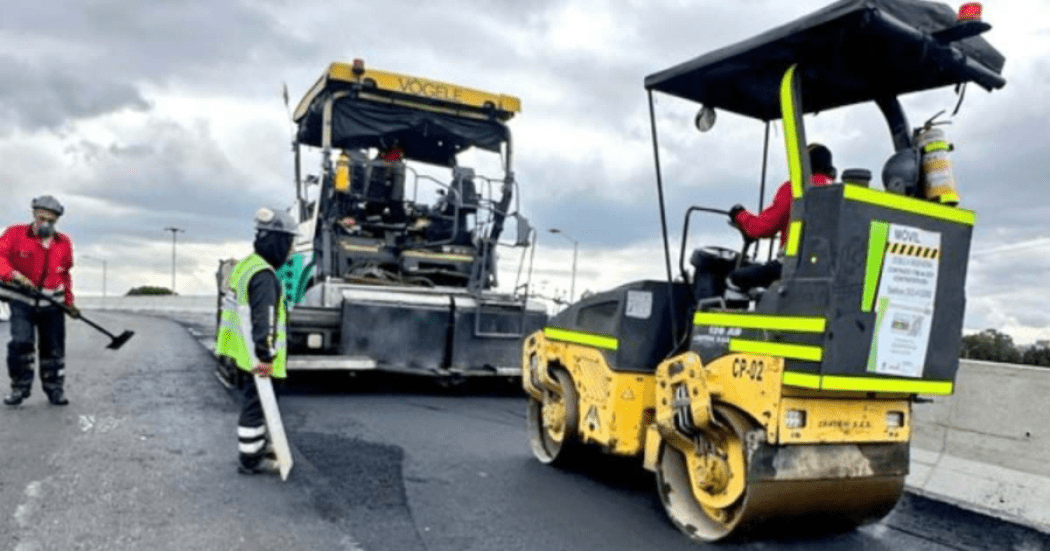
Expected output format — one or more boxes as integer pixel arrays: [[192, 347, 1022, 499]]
[[3, 0, 1049, 341]]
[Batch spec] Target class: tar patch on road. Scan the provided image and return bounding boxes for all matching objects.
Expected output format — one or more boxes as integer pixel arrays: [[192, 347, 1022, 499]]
[[884, 493, 1050, 551], [295, 431, 427, 551]]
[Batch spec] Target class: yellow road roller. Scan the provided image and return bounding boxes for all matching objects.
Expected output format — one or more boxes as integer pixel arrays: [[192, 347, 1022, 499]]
[[523, 0, 1006, 542]]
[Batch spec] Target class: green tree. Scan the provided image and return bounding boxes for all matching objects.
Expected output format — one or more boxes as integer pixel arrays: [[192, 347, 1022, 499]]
[[1022, 345, 1050, 368], [960, 329, 1021, 364], [126, 286, 174, 296]]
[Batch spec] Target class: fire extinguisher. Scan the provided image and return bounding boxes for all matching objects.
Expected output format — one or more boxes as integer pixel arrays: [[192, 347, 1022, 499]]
[[334, 151, 351, 193], [914, 122, 959, 206]]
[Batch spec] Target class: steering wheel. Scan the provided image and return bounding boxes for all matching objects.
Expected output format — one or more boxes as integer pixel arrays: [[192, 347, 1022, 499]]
[[697, 246, 741, 262]]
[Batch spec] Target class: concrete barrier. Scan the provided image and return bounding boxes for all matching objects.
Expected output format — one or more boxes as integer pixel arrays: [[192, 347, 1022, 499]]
[[909, 359, 1050, 533], [76, 295, 216, 313]]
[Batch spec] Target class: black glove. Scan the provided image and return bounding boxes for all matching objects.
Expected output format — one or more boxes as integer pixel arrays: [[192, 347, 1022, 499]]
[[728, 204, 746, 225], [66, 304, 81, 319]]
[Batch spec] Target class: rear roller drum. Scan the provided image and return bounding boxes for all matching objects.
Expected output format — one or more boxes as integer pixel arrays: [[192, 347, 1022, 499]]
[[527, 369, 580, 465], [655, 406, 906, 542]]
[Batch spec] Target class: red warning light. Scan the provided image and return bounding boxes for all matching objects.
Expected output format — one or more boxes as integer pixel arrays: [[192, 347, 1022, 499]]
[[958, 2, 982, 21], [352, 58, 366, 76]]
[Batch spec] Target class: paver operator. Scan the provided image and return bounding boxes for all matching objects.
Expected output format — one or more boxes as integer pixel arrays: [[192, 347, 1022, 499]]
[[215, 208, 297, 475], [0, 195, 79, 406]]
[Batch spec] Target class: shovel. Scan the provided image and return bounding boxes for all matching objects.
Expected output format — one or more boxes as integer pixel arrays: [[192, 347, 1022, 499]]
[[0, 282, 135, 350]]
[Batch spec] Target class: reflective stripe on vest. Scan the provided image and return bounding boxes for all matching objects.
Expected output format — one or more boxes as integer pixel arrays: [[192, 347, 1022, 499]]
[[215, 253, 288, 379]]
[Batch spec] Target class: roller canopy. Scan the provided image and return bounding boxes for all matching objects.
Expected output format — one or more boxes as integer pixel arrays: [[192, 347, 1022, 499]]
[[645, 0, 1006, 121], [296, 96, 510, 167]]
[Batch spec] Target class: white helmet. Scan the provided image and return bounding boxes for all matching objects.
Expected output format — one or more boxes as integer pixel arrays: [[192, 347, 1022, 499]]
[[254, 207, 298, 235]]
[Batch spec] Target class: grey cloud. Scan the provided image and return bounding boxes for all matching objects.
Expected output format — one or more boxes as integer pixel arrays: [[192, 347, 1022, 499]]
[[1, 0, 313, 135], [0, 58, 150, 132], [46, 118, 294, 247]]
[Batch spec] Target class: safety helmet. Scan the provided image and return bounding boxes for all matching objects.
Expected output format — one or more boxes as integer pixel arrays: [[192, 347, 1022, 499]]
[[254, 207, 298, 235], [807, 143, 836, 178], [31, 195, 64, 216]]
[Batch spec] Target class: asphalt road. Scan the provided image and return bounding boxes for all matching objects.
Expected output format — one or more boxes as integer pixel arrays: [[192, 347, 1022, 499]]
[[2, 309, 1049, 551]]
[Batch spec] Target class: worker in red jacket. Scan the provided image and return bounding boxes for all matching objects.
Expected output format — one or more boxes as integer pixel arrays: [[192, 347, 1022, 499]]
[[727, 144, 836, 291], [0, 195, 79, 406]]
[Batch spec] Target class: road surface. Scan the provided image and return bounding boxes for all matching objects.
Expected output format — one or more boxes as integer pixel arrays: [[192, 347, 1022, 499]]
[[0, 309, 1047, 550]]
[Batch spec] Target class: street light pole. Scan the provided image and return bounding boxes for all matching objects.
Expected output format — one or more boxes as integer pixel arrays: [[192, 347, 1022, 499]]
[[548, 228, 579, 303], [82, 255, 107, 300], [163, 227, 185, 294]]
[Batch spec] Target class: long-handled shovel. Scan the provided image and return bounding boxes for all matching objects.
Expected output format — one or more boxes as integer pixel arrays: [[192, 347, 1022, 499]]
[[0, 282, 135, 350]]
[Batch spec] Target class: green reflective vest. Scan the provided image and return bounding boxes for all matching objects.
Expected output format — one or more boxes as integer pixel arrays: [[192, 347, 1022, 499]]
[[215, 253, 288, 379]]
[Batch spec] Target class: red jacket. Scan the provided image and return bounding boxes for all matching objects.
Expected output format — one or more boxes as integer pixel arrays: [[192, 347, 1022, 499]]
[[0, 224, 75, 306], [733, 174, 834, 248]]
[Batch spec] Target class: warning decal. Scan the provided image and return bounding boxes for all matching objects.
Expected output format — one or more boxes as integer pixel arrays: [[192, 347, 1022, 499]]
[[867, 224, 941, 378]]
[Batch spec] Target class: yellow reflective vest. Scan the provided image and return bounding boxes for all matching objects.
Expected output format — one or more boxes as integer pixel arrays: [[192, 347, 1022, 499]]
[[215, 253, 288, 379]]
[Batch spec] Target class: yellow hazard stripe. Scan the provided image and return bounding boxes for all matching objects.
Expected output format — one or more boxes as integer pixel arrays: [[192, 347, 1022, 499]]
[[785, 220, 803, 257], [843, 185, 975, 226], [820, 375, 954, 395], [923, 141, 951, 153], [729, 339, 823, 362], [693, 312, 825, 333], [938, 192, 960, 204], [887, 243, 941, 258], [862, 221, 889, 312], [780, 65, 805, 199], [543, 327, 619, 351], [782, 371, 822, 389], [782, 371, 953, 395]]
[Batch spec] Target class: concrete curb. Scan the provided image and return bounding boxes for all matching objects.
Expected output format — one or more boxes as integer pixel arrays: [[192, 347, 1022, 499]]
[[909, 359, 1050, 534], [907, 447, 1050, 533]]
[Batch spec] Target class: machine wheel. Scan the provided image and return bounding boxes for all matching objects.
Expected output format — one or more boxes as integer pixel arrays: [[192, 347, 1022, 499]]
[[655, 405, 905, 542], [655, 405, 753, 541], [527, 369, 580, 465]]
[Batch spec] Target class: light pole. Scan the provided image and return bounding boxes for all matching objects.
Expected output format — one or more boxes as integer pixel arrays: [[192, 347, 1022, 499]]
[[81, 255, 107, 300], [548, 228, 578, 303], [163, 227, 185, 294]]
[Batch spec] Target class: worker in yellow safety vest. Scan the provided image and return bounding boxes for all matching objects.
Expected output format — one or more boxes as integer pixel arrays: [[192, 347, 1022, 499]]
[[216, 207, 297, 475]]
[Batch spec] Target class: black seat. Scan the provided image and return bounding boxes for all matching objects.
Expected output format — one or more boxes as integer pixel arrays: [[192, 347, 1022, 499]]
[[689, 247, 739, 301]]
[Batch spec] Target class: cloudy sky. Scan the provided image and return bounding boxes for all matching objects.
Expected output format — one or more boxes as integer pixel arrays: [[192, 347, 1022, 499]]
[[2, 0, 1049, 341]]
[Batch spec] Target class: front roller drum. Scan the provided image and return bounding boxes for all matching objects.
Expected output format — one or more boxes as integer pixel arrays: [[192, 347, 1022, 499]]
[[527, 369, 581, 465], [655, 406, 904, 542]]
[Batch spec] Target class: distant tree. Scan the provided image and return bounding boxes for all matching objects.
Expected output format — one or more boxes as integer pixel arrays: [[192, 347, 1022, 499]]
[[1022, 345, 1050, 368], [126, 286, 174, 296], [960, 329, 1021, 364]]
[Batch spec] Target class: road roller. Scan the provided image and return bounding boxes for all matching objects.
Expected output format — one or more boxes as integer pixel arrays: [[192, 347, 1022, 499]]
[[523, 0, 1006, 542]]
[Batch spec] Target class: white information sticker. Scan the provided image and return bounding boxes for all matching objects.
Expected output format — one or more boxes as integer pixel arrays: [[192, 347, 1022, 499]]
[[625, 290, 653, 319], [867, 224, 941, 378]]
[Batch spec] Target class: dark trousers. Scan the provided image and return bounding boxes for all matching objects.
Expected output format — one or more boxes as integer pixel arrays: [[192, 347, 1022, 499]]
[[6, 301, 66, 397], [236, 370, 277, 468], [729, 260, 783, 291]]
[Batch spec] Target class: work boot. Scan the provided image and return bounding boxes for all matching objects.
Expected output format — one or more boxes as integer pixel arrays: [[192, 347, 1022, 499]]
[[46, 389, 69, 406], [237, 458, 280, 475], [4, 389, 29, 406]]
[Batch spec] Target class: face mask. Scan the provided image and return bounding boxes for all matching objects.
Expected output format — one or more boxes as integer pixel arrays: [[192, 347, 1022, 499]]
[[254, 231, 295, 269], [36, 221, 55, 238]]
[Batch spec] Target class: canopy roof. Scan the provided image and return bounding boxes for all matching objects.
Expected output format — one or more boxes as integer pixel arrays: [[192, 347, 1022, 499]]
[[294, 62, 520, 167], [645, 0, 1006, 121]]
